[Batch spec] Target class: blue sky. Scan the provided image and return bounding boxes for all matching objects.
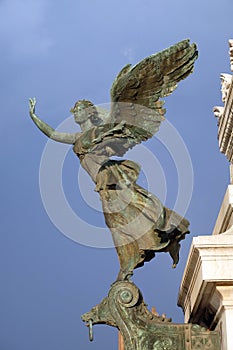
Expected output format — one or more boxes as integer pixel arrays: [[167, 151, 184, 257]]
[[1, 0, 233, 349]]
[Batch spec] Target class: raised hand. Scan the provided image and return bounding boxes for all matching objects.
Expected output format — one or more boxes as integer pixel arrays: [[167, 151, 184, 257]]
[[28, 97, 75, 144], [29, 97, 37, 117]]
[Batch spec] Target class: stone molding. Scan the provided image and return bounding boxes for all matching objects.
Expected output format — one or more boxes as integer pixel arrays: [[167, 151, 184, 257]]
[[178, 235, 233, 325]]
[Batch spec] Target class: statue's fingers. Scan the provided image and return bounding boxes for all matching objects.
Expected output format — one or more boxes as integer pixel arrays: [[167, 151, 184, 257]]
[[29, 98, 33, 107], [30, 98, 36, 111], [29, 98, 36, 115], [29, 97, 35, 103]]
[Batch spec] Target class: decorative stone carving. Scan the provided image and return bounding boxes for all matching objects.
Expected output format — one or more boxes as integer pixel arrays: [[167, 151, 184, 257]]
[[213, 42, 233, 163], [220, 74, 232, 103], [229, 39, 233, 72], [213, 106, 224, 124]]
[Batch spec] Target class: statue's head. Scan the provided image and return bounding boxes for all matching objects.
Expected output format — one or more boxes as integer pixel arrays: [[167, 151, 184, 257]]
[[70, 100, 102, 126]]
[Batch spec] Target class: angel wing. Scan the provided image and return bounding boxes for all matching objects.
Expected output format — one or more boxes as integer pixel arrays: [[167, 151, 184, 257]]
[[111, 40, 197, 107], [74, 40, 197, 158], [105, 39, 198, 154]]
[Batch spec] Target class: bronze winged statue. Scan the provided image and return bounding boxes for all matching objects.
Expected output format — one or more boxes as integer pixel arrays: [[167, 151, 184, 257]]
[[29, 39, 198, 281]]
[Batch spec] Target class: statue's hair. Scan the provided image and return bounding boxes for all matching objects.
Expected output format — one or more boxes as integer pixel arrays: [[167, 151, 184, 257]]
[[90, 113, 102, 126]]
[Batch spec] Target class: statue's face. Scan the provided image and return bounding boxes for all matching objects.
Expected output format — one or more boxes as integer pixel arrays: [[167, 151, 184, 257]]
[[70, 99, 97, 124], [70, 100, 92, 124]]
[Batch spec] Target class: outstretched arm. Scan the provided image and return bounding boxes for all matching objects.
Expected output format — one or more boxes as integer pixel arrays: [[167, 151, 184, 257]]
[[29, 98, 76, 144]]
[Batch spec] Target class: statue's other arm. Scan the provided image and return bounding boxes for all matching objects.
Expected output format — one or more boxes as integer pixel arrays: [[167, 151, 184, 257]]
[[29, 98, 76, 144]]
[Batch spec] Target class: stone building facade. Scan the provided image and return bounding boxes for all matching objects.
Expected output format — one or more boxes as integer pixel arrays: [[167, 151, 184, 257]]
[[178, 40, 233, 350]]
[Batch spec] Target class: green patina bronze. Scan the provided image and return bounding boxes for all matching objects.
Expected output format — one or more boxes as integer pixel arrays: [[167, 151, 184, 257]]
[[29, 40, 220, 349], [82, 281, 220, 350]]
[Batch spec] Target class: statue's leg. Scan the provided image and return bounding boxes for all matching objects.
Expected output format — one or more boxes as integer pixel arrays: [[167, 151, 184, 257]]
[[98, 189, 145, 280], [115, 240, 143, 281]]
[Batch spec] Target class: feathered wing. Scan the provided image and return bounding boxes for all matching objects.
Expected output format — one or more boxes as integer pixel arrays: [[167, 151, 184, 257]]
[[77, 40, 197, 158], [105, 39, 198, 155], [111, 39, 198, 107]]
